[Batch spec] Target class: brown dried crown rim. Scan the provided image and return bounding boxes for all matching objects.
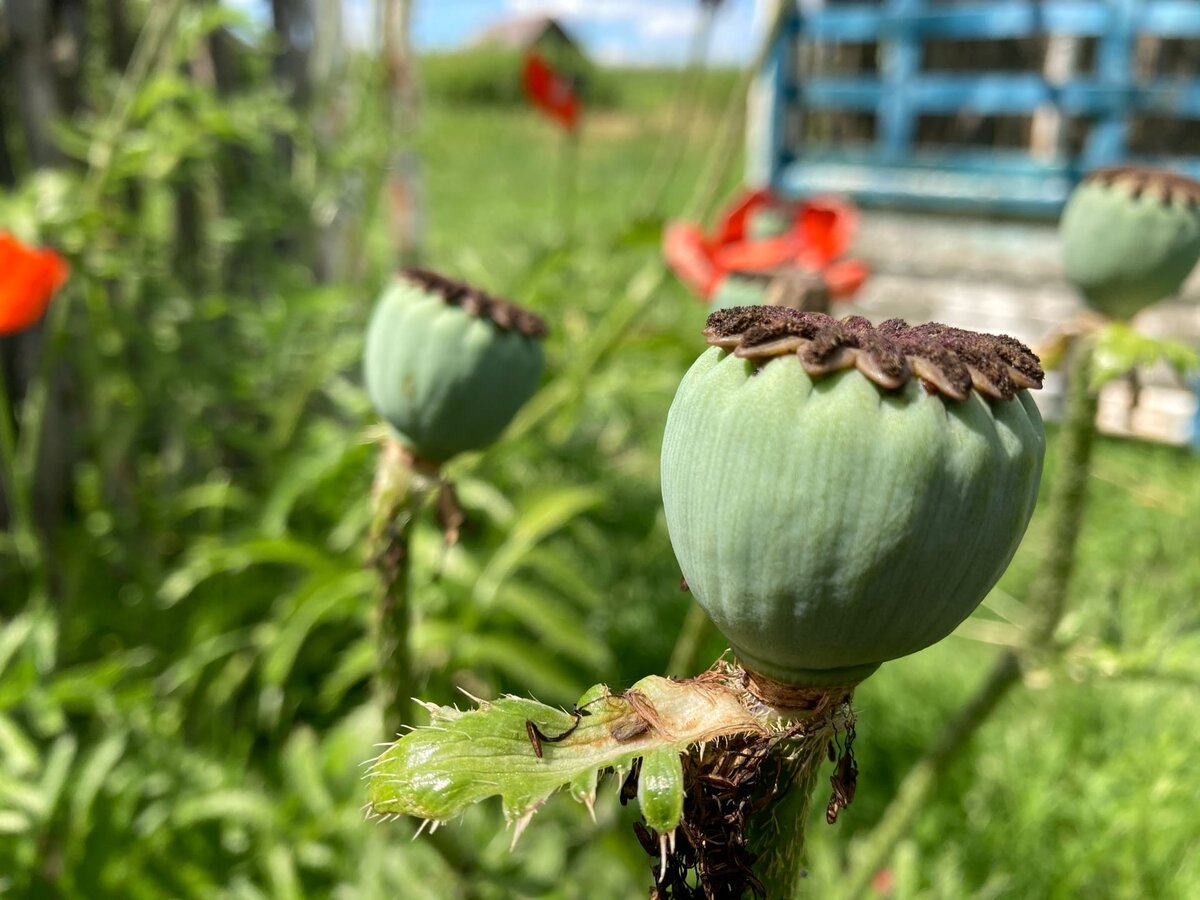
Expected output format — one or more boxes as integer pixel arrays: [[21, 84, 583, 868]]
[[1085, 165, 1200, 207], [704, 307, 1044, 402], [399, 267, 548, 338]]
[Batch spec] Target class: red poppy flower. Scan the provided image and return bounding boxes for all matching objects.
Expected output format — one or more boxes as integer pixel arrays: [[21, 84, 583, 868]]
[[0, 233, 68, 335], [522, 52, 580, 132], [663, 189, 869, 302]]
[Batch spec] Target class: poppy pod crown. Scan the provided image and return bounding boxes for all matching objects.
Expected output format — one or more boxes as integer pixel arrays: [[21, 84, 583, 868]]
[[363, 268, 547, 465], [661, 308, 1046, 687]]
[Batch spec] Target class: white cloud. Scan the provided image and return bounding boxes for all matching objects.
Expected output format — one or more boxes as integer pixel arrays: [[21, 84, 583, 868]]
[[498, 0, 756, 67], [506, 0, 672, 19], [642, 10, 700, 39], [591, 40, 633, 67]]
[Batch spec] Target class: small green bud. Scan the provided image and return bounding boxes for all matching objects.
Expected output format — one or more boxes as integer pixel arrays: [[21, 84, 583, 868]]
[[637, 749, 685, 835], [661, 308, 1046, 687], [363, 269, 547, 463], [1061, 166, 1200, 319]]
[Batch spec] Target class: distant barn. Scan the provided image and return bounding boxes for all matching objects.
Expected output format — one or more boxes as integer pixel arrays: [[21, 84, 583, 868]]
[[471, 15, 590, 75], [474, 15, 581, 56]]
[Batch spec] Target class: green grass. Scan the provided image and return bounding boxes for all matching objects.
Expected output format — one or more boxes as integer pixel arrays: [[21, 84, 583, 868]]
[[2, 54, 1199, 899]]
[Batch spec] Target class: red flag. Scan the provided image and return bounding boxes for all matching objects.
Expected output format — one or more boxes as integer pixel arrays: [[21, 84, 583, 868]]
[[522, 52, 580, 132]]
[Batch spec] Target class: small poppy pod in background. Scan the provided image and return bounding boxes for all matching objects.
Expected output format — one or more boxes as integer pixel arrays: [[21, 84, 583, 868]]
[[0, 233, 69, 335], [363, 268, 547, 465], [1060, 165, 1200, 320], [661, 308, 1046, 688]]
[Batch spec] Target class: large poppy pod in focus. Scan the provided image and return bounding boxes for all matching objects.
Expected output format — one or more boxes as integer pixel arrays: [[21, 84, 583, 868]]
[[661, 308, 1045, 688], [0, 234, 68, 335]]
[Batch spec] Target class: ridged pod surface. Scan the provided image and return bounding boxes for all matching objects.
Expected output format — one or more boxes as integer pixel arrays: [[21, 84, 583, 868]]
[[1060, 165, 1200, 319], [364, 269, 546, 463], [661, 309, 1046, 687]]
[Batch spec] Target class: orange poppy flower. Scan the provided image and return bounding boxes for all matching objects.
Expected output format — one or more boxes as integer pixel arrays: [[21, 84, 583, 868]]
[[0, 233, 69, 336]]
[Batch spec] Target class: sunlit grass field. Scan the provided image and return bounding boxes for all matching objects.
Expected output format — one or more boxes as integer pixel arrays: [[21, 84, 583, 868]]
[[2, 59, 1198, 898]]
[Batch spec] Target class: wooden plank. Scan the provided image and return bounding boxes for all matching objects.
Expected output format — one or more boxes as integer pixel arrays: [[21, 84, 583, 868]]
[[799, 2, 1200, 42], [747, 2, 791, 188], [1143, 2, 1200, 36], [799, 2, 1110, 42], [793, 76, 1200, 117], [780, 159, 1071, 216]]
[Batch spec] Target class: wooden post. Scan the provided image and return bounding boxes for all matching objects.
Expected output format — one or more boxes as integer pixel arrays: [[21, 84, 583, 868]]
[[2, 0, 70, 551], [312, 0, 354, 282], [1030, 36, 1080, 161], [382, 0, 424, 266], [880, 0, 922, 163], [745, 0, 789, 189], [271, 0, 314, 109], [1084, 0, 1137, 168], [8, 0, 64, 167]]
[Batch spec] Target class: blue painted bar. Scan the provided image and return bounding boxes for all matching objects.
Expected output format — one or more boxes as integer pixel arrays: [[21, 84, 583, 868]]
[[1128, 2, 1200, 36], [793, 77, 1200, 118], [799, 2, 1200, 42], [1192, 377, 1200, 451], [800, 2, 1111, 42], [879, 0, 924, 161]]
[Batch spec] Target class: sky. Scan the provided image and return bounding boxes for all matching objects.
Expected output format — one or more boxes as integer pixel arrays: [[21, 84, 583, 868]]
[[227, 0, 767, 68], [411, 0, 765, 67]]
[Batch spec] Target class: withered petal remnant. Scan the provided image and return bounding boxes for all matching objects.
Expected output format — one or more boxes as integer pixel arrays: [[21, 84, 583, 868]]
[[703, 307, 1044, 402], [400, 267, 548, 338]]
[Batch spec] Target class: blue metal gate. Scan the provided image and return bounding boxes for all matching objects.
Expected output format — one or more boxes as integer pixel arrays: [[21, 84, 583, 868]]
[[749, 1, 1200, 216]]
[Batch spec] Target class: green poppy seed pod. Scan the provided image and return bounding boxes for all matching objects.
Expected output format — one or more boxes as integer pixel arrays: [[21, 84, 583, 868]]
[[1060, 166, 1200, 319], [661, 308, 1046, 688], [364, 268, 547, 464]]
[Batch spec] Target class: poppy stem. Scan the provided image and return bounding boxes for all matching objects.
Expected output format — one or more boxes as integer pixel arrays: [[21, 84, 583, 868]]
[[370, 437, 437, 739], [752, 739, 826, 899], [839, 338, 1098, 900], [0, 360, 38, 574]]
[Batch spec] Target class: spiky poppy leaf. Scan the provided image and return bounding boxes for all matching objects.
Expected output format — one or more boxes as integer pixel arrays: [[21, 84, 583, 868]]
[[366, 675, 764, 829]]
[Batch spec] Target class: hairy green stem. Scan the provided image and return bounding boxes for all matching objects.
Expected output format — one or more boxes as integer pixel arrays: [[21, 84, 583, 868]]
[[369, 439, 485, 892], [2, 293, 73, 600], [751, 729, 829, 899], [840, 340, 1099, 899], [0, 362, 36, 569], [1023, 339, 1099, 647], [370, 438, 434, 738], [734, 681, 855, 899]]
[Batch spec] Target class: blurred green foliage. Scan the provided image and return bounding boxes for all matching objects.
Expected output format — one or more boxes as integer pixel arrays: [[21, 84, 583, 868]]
[[0, 14, 1198, 900]]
